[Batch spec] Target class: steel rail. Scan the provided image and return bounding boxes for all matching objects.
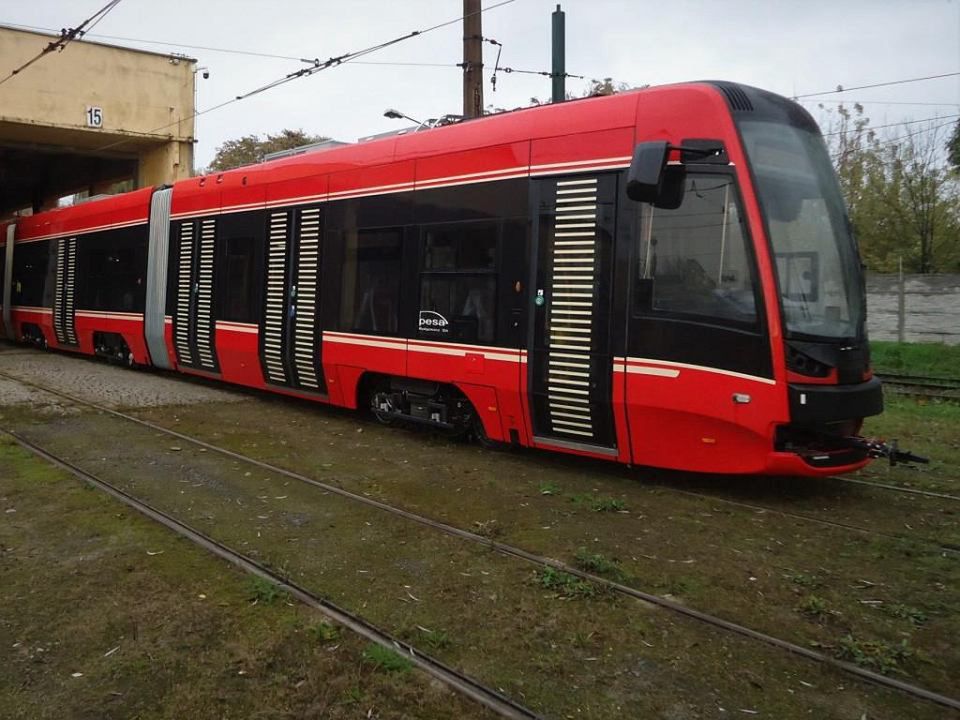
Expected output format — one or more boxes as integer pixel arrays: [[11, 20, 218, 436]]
[[0, 427, 541, 720], [883, 386, 960, 402], [3, 365, 954, 545], [832, 476, 960, 502], [2, 370, 960, 711], [877, 372, 960, 387], [660, 486, 959, 555], [877, 373, 960, 402], [3, 365, 954, 549]]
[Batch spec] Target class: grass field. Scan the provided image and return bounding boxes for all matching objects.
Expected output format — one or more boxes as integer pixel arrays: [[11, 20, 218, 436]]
[[2, 342, 958, 718], [871, 341, 960, 377], [0, 435, 488, 720]]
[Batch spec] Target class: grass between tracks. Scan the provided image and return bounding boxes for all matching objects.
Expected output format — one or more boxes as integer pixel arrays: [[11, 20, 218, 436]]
[[123, 388, 960, 706], [0, 436, 488, 720], [859, 394, 960, 494], [2, 361, 959, 717], [862, 339, 960, 494], [6, 404, 954, 718]]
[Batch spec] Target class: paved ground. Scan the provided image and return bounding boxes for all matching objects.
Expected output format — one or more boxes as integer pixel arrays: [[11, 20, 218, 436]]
[[0, 344, 247, 409], [0, 375, 48, 406]]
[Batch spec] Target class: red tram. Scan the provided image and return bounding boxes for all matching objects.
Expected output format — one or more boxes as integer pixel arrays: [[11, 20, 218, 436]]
[[1, 82, 892, 476]]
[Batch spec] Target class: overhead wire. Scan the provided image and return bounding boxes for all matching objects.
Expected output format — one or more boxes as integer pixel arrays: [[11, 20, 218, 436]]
[[821, 112, 960, 137], [0, 0, 125, 87], [471, 36, 504, 91], [801, 98, 960, 108], [31, 9, 950, 159], [793, 71, 960, 99], [94, 0, 517, 153], [2, 22, 465, 67], [869, 117, 958, 150], [1, 22, 314, 62], [4, 18, 626, 93], [350, 60, 457, 67], [82, 0, 124, 36], [4, 19, 955, 112], [5, 20, 627, 91], [497, 66, 635, 90], [500, 66, 579, 79], [829, 118, 958, 161], [233, 0, 518, 103]]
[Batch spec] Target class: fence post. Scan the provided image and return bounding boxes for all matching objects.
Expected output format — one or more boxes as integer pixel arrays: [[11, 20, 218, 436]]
[[897, 256, 906, 343]]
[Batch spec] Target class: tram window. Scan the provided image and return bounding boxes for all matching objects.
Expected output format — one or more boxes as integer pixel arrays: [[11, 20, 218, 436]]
[[418, 222, 498, 343], [219, 236, 258, 323], [419, 275, 496, 343], [77, 232, 147, 312], [339, 229, 402, 335], [12, 241, 51, 307], [636, 175, 757, 325], [414, 177, 529, 224], [423, 224, 496, 271]]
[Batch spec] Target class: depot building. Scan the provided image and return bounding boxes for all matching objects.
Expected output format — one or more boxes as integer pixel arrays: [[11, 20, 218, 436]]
[[0, 25, 196, 216]]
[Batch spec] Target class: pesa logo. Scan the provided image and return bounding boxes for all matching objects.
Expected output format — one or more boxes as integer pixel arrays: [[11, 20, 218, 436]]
[[418, 310, 449, 333]]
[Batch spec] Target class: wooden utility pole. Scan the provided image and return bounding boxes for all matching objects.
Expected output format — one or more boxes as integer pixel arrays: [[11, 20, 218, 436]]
[[462, 0, 483, 119]]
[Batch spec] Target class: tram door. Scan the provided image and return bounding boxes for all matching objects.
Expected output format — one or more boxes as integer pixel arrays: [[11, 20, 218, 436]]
[[171, 218, 220, 373], [527, 173, 618, 451], [52, 237, 78, 347], [258, 205, 326, 394]]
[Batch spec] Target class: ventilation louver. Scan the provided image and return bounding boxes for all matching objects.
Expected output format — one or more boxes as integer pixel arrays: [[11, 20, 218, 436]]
[[715, 83, 754, 112]]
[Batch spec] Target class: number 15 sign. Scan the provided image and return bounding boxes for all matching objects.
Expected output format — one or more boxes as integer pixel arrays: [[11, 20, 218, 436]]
[[85, 106, 103, 128]]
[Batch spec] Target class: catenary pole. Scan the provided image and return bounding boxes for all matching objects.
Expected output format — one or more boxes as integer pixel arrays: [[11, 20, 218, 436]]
[[551, 4, 565, 102]]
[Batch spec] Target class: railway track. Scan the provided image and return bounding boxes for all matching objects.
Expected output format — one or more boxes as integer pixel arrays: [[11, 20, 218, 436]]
[[3, 364, 955, 549], [659, 485, 959, 553], [2, 368, 959, 713], [832, 475, 960, 503], [1, 428, 541, 720], [878, 372, 960, 401]]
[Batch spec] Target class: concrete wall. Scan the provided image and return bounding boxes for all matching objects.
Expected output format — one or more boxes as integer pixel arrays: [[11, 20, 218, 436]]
[[867, 273, 960, 345], [0, 26, 195, 198]]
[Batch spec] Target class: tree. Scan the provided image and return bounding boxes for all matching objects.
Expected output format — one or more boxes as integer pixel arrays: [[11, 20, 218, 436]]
[[527, 77, 639, 107], [578, 77, 632, 97], [882, 122, 960, 272], [206, 129, 330, 172], [822, 103, 895, 270], [825, 104, 878, 221], [948, 119, 960, 173], [823, 104, 960, 273]]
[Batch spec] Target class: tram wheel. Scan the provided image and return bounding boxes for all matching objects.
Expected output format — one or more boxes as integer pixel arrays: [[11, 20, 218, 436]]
[[472, 414, 503, 450]]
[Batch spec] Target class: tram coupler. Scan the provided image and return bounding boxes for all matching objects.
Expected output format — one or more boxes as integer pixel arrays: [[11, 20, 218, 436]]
[[847, 436, 929, 467]]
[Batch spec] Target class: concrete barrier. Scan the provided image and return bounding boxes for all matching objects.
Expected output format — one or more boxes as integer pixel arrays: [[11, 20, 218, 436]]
[[867, 273, 960, 345]]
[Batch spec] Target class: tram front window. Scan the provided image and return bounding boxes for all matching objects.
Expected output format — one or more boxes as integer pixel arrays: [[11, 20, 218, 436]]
[[739, 120, 865, 341], [637, 174, 758, 326]]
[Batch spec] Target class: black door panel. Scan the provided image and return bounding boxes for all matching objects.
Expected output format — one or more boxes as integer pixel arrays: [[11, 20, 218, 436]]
[[259, 206, 326, 393], [171, 218, 219, 373]]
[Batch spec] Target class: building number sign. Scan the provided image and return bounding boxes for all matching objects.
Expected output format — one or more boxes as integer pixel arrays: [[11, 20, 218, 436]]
[[85, 106, 104, 128]]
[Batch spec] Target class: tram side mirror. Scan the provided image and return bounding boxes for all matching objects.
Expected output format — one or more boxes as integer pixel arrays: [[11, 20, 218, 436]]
[[627, 141, 686, 208]]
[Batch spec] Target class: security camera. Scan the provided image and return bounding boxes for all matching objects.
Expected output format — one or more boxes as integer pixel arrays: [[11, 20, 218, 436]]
[[202, 70, 210, 79]]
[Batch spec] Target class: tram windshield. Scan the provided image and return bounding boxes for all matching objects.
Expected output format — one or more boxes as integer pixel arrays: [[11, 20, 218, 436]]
[[739, 120, 864, 340]]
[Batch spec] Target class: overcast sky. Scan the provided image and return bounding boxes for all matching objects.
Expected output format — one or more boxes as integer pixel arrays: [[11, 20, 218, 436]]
[[4, 0, 960, 168]]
